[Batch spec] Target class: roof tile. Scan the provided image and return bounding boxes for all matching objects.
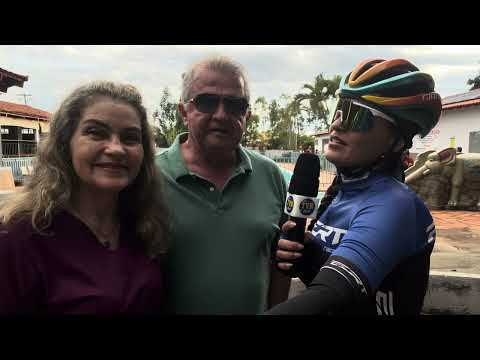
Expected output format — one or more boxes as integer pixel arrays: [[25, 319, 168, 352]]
[[0, 100, 51, 120]]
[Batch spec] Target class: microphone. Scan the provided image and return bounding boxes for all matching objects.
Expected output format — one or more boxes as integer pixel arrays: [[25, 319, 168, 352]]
[[283, 153, 321, 244]]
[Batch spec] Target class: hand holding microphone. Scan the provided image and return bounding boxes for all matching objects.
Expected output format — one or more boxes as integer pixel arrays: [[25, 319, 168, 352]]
[[275, 153, 320, 276]]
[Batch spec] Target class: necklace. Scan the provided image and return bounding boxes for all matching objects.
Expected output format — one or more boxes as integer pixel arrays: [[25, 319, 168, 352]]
[[68, 208, 120, 249]]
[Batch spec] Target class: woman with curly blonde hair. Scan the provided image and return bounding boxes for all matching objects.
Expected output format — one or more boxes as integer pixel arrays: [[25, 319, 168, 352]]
[[0, 81, 169, 314]]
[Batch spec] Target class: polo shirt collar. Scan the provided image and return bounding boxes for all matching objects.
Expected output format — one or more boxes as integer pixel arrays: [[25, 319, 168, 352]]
[[166, 132, 253, 181], [165, 133, 190, 180]]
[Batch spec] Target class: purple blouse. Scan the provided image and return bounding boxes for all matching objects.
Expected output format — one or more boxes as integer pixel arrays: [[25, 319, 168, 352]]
[[0, 211, 164, 315]]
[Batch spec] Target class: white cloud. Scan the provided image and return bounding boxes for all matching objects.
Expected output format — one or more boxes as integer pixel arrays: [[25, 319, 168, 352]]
[[1, 44, 479, 117], [62, 46, 80, 56], [423, 63, 479, 80], [399, 45, 480, 58]]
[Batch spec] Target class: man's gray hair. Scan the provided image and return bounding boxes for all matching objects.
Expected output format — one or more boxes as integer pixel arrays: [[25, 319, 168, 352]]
[[180, 56, 250, 104]]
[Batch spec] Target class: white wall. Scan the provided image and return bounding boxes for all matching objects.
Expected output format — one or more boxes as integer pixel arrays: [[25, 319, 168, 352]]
[[314, 134, 329, 153], [411, 106, 480, 155]]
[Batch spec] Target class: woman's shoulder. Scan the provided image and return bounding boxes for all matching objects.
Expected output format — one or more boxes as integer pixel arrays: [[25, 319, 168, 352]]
[[363, 176, 424, 210], [0, 218, 39, 252]]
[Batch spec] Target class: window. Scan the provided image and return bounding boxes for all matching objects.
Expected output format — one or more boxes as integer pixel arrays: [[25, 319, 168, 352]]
[[0, 128, 9, 134], [21, 128, 34, 134], [469, 131, 480, 153]]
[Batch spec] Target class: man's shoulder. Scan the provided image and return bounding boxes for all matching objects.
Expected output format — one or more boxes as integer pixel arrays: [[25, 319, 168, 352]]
[[155, 148, 171, 164], [155, 147, 178, 177], [241, 149, 287, 196], [242, 148, 281, 172]]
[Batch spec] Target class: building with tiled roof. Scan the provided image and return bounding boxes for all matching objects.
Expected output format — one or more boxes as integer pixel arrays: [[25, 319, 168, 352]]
[[442, 88, 480, 110], [0, 100, 50, 120], [0, 100, 51, 159], [0, 67, 52, 183]]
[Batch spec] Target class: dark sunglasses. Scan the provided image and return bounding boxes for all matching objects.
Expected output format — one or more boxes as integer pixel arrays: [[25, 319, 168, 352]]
[[333, 98, 396, 132], [188, 93, 250, 116]]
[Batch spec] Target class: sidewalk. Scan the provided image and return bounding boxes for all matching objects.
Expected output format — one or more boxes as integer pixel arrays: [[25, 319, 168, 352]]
[[276, 161, 480, 275], [431, 211, 480, 275], [431, 211, 480, 231], [4, 180, 480, 274], [277, 162, 335, 192]]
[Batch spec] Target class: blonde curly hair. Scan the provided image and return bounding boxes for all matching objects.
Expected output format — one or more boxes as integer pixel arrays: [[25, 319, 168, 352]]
[[0, 81, 169, 258]]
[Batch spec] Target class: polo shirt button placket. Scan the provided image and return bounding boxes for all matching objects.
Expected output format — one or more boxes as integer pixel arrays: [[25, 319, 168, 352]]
[[207, 185, 219, 214]]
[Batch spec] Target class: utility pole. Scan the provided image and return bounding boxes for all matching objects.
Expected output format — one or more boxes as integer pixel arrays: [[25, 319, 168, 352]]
[[17, 93, 32, 105]]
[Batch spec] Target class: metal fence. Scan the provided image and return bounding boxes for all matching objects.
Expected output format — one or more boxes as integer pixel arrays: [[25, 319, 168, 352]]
[[268, 151, 301, 164], [254, 150, 337, 192], [0, 157, 35, 182], [319, 154, 336, 173], [258, 150, 335, 171], [1, 140, 37, 157]]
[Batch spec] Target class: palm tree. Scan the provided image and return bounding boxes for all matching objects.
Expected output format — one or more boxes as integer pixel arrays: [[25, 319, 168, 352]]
[[294, 74, 341, 130]]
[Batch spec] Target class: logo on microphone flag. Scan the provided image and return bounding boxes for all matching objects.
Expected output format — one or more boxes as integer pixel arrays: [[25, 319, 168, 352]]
[[299, 198, 316, 216], [286, 195, 294, 213]]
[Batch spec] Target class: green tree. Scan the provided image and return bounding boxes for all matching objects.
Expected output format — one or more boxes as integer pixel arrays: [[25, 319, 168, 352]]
[[152, 126, 168, 148], [297, 134, 314, 150], [278, 96, 296, 150], [241, 113, 260, 147], [294, 73, 341, 130], [267, 99, 291, 149], [253, 96, 269, 132], [264, 96, 306, 150], [467, 67, 480, 91], [240, 96, 270, 148], [256, 131, 270, 150], [152, 87, 187, 147]]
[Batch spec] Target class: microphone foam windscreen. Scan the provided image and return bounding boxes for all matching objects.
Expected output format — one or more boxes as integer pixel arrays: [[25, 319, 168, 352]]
[[288, 153, 321, 197]]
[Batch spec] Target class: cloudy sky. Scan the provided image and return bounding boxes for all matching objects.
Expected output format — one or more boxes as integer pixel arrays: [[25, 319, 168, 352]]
[[1, 45, 480, 130]]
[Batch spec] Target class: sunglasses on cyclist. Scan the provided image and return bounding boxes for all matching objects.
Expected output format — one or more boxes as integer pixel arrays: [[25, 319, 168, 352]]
[[187, 93, 250, 117], [333, 98, 396, 132]]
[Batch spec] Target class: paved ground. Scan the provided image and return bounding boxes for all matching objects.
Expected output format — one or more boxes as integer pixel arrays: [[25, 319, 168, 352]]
[[430, 211, 480, 274], [4, 172, 480, 275], [276, 162, 480, 275], [277, 162, 335, 191]]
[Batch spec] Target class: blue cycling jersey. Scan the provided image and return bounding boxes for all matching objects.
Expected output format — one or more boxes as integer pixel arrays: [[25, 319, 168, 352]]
[[307, 171, 435, 314]]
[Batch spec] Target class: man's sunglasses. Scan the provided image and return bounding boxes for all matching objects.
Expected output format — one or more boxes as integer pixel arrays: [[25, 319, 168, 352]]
[[333, 98, 396, 132], [187, 93, 250, 116]]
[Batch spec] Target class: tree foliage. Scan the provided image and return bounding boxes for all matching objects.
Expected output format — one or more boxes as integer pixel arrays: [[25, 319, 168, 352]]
[[241, 112, 260, 147], [294, 73, 341, 130], [152, 87, 187, 147], [152, 73, 339, 151], [467, 73, 480, 91]]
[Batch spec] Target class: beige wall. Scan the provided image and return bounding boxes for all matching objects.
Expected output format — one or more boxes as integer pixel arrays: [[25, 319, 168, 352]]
[[0, 115, 50, 132]]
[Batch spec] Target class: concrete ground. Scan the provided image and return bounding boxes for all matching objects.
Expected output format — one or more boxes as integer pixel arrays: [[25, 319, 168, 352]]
[[3, 177, 480, 312], [287, 210, 480, 314], [430, 211, 480, 274], [4, 174, 480, 276], [277, 162, 335, 192], [276, 162, 480, 275]]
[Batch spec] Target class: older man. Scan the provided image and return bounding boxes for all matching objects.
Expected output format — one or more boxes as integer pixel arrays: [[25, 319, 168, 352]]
[[156, 56, 290, 314]]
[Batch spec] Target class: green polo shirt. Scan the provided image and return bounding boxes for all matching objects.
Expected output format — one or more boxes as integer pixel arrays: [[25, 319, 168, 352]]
[[155, 133, 287, 314]]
